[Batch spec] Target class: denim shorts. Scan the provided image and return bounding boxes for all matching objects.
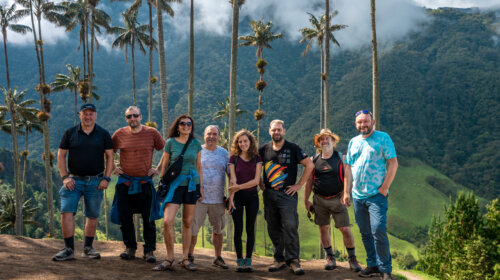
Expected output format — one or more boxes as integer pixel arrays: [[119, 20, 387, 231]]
[[59, 177, 104, 218]]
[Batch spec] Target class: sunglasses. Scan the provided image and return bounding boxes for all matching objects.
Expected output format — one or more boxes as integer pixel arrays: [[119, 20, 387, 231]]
[[179, 121, 192, 127], [355, 110, 373, 117], [126, 114, 140, 119]]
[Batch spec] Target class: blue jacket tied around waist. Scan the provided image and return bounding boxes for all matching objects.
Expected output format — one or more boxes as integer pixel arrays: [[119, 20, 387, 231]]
[[110, 174, 161, 224], [159, 169, 199, 217]]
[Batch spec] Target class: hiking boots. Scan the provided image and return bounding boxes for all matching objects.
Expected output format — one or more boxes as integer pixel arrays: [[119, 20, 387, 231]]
[[213, 256, 228, 269], [52, 247, 75, 261], [120, 247, 136, 260], [349, 256, 362, 272], [359, 266, 380, 278], [244, 258, 254, 272], [325, 255, 336, 270], [268, 260, 287, 272], [143, 251, 156, 263], [289, 259, 305, 275], [82, 246, 101, 259], [236, 258, 245, 272], [381, 272, 394, 280]]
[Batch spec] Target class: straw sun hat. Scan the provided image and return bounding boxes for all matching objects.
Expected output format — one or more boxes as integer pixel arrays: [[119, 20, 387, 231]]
[[313, 129, 340, 148]]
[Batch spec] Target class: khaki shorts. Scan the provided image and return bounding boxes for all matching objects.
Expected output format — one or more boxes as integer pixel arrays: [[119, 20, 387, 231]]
[[192, 202, 226, 235], [313, 193, 350, 227]]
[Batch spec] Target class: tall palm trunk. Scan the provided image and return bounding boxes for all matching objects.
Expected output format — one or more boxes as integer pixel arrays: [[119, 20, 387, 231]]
[[226, 0, 240, 253], [323, 0, 330, 129], [132, 42, 136, 106], [320, 44, 324, 129], [147, 1, 153, 122], [89, 12, 95, 103], [32, 3, 54, 237], [74, 88, 77, 125], [29, 0, 42, 86], [2, 30, 10, 89], [36, 15, 46, 85], [156, 0, 168, 137], [22, 130, 29, 198], [7, 96, 22, 235], [187, 0, 194, 116], [371, 0, 380, 129], [228, 0, 239, 148]]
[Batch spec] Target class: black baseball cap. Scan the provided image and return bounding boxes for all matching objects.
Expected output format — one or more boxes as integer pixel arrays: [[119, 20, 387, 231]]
[[80, 103, 96, 112]]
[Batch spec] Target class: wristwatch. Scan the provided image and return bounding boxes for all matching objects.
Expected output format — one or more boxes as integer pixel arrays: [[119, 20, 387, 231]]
[[61, 175, 70, 180], [102, 176, 111, 182]]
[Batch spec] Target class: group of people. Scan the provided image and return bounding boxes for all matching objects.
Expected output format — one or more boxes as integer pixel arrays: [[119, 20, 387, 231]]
[[53, 104, 398, 280]]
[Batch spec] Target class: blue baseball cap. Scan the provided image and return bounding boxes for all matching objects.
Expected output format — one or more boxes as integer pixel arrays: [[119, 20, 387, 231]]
[[80, 103, 96, 112]]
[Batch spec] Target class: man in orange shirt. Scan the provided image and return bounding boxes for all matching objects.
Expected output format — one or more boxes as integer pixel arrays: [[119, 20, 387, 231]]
[[112, 106, 165, 263]]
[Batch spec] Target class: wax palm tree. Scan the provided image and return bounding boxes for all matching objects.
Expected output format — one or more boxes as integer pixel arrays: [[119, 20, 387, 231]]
[[238, 19, 282, 145], [371, 0, 380, 129], [87, 0, 111, 103], [299, 12, 346, 129], [156, 0, 181, 137], [228, 0, 245, 150], [212, 97, 247, 121], [0, 3, 31, 89], [0, 87, 27, 235], [18, 111, 42, 198], [110, 10, 156, 106], [187, 0, 193, 116], [0, 191, 41, 234], [51, 64, 83, 125]]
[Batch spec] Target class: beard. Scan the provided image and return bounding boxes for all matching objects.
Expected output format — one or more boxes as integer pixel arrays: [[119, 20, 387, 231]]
[[272, 134, 283, 142], [358, 125, 373, 135], [321, 143, 334, 152], [129, 121, 140, 128]]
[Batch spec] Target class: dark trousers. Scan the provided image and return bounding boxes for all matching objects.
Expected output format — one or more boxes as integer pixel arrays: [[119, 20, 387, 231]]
[[232, 191, 259, 259], [117, 182, 156, 253], [263, 189, 300, 263]]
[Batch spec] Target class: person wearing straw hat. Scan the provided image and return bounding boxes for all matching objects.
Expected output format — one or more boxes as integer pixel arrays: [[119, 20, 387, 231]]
[[304, 128, 362, 272]]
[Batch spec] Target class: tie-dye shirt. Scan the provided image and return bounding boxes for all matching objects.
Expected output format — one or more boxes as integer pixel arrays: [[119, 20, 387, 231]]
[[346, 131, 397, 199], [201, 146, 229, 204]]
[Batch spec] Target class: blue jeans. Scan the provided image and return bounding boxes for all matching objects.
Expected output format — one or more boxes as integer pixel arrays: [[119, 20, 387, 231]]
[[59, 177, 104, 218], [353, 193, 392, 273]]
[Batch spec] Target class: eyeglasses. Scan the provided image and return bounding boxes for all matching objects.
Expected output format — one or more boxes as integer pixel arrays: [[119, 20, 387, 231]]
[[126, 114, 140, 119], [179, 121, 192, 127], [355, 110, 373, 117]]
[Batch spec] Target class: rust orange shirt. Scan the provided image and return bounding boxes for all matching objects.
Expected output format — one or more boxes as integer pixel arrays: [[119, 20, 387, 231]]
[[112, 125, 165, 177]]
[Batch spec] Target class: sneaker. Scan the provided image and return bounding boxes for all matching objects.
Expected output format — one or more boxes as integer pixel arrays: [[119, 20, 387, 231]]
[[120, 247, 136, 260], [188, 253, 194, 263], [52, 247, 75, 261], [268, 260, 287, 272], [143, 251, 156, 263], [325, 255, 336, 270], [381, 272, 393, 280], [289, 259, 305, 275], [213, 256, 229, 269], [349, 256, 362, 272], [236, 258, 245, 272], [244, 258, 254, 272], [359, 266, 380, 278], [82, 246, 101, 259]]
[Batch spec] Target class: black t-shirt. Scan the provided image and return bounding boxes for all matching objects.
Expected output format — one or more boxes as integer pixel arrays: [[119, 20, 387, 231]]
[[59, 124, 113, 176], [259, 140, 308, 191], [312, 151, 344, 196]]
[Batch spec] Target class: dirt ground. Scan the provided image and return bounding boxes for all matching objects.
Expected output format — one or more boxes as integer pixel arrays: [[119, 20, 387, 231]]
[[0, 234, 420, 280]]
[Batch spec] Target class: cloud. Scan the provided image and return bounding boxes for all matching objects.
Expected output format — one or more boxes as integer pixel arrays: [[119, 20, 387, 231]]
[[412, 0, 500, 9]]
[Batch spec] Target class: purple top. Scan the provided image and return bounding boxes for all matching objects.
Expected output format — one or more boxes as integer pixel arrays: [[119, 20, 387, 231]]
[[229, 155, 263, 192]]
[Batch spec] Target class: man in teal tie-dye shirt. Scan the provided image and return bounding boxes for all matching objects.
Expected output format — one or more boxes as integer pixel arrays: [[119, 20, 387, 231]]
[[343, 110, 398, 280]]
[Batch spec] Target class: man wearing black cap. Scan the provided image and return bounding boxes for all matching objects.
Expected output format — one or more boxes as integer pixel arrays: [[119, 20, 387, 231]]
[[53, 104, 114, 261]]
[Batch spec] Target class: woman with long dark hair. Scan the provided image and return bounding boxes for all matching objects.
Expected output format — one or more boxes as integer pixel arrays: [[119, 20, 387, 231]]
[[154, 114, 204, 271], [228, 129, 262, 272]]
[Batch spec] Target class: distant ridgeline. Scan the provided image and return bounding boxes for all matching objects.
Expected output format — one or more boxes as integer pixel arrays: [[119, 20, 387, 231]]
[[0, 7, 498, 200]]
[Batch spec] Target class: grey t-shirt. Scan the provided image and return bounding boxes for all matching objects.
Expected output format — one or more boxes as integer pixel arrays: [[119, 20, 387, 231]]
[[201, 146, 229, 204]]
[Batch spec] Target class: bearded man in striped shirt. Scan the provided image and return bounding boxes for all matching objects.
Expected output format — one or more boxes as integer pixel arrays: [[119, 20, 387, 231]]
[[112, 106, 165, 263]]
